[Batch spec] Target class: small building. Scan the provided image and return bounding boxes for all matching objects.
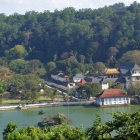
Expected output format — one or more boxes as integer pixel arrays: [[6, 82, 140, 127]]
[[57, 74, 69, 82], [104, 68, 121, 78], [95, 89, 130, 107], [101, 77, 125, 90], [51, 71, 63, 80], [51, 71, 69, 82], [84, 76, 108, 90], [118, 62, 140, 89], [76, 79, 86, 86], [101, 79, 109, 90], [73, 73, 85, 82], [67, 83, 76, 89]]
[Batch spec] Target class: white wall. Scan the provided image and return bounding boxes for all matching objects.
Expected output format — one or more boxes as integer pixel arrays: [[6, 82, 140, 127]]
[[67, 83, 76, 89], [57, 77, 69, 82], [131, 70, 140, 76], [73, 77, 82, 82], [51, 72, 63, 80], [125, 81, 131, 89], [102, 83, 109, 90], [51, 74, 58, 80], [96, 97, 130, 106]]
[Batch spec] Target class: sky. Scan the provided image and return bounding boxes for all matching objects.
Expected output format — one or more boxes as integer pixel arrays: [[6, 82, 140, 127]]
[[0, 0, 140, 16]]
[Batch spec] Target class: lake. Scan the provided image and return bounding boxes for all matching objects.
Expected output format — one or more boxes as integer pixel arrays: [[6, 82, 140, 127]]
[[0, 105, 140, 138]]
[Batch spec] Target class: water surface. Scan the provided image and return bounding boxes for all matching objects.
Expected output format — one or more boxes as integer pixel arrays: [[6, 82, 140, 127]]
[[0, 105, 139, 138]]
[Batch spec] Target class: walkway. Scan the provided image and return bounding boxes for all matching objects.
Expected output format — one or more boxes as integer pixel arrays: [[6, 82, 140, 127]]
[[0, 101, 94, 111]]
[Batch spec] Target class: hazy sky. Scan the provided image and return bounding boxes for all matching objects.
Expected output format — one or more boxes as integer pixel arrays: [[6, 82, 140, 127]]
[[0, 0, 140, 16]]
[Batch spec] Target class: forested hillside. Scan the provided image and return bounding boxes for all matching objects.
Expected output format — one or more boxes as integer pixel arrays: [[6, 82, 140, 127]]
[[0, 2, 140, 77]]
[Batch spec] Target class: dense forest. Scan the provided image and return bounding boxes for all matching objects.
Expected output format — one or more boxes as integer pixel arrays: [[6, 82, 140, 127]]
[[0, 2, 140, 77]]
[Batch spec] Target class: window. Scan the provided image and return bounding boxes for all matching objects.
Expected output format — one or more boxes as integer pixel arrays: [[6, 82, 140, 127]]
[[127, 77, 131, 80], [114, 98, 116, 101], [136, 77, 140, 80], [132, 71, 134, 74]]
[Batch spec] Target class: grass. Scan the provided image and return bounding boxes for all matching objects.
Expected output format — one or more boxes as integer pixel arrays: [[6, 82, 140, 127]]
[[2, 99, 21, 105], [1, 96, 64, 105]]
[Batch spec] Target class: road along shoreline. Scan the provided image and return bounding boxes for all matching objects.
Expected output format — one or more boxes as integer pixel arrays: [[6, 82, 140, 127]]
[[0, 101, 94, 111]]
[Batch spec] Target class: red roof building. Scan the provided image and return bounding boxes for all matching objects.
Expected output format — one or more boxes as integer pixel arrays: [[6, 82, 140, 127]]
[[95, 89, 130, 107], [76, 79, 86, 86]]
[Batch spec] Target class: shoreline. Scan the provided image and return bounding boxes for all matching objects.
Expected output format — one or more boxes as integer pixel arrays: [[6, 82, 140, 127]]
[[0, 101, 94, 111]]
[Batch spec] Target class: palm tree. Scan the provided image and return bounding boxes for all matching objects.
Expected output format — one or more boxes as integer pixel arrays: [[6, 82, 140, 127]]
[[38, 110, 45, 121], [63, 95, 69, 123], [52, 88, 60, 113]]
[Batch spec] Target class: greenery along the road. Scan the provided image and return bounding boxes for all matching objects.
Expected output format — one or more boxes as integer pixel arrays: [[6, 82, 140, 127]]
[[3, 110, 140, 140]]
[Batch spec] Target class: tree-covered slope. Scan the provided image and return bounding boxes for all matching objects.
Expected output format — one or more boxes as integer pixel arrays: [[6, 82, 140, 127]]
[[0, 2, 140, 70]]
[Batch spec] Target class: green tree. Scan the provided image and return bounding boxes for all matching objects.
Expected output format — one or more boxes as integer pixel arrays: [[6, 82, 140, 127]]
[[7, 74, 40, 101], [0, 94, 3, 104], [3, 121, 18, 140], [0, 57, 9, 67], [3, 122, 85, 140], [77, 83, 102, 100], [0, 81, 6, 94], [119, 50, 140, 66], [28, 59, 41, 72], [127, 82, 140, 102], [85, 114, 112, 139], [9, 59, 29, 74], [21, 74, 40, 101], [0, 66, 12, 81], [46, 61, 56, 74], [109, 82, 123, 89], [28, 59, 46, 76], [94, 62, 105, 75], [5, 45, 28, 60], [41, 113, 70, 126], [86, 110, 140, 140], [72, 68, 81, 76], [6, 74, 25, 96]]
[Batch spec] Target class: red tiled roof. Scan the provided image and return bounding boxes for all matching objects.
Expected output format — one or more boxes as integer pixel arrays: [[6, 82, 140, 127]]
[[64, 75, 69, 78], [96, 89, 129, 99], [77, 79, 86, 86]]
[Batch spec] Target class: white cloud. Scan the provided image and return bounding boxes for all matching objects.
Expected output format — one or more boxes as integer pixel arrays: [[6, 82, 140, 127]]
[[0, 0, 32, 4], [42, 0, 140, 12], [1, 0, 140, 15]]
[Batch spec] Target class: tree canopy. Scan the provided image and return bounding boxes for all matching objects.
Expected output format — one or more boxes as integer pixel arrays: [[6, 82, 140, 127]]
[[0, 3, 140, 76], [77, 83, 102, 100]]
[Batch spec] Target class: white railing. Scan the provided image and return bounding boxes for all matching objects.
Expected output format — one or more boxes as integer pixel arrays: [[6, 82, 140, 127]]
[[0, 101, 94, 110]]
